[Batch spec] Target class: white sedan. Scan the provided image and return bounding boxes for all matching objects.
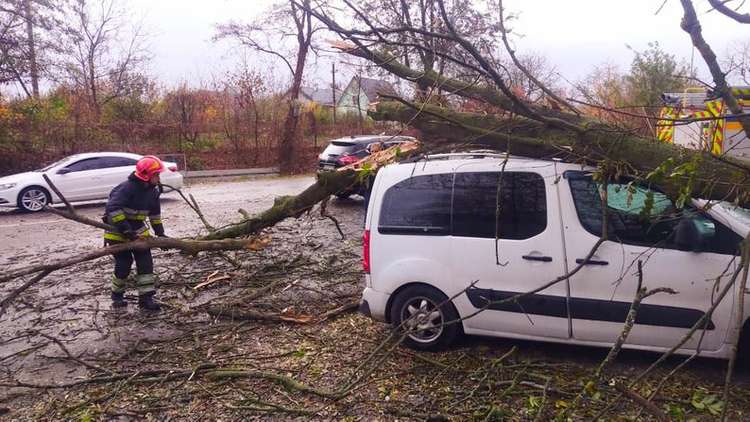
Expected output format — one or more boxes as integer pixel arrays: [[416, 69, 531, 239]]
[[0, 152, 184, 212]]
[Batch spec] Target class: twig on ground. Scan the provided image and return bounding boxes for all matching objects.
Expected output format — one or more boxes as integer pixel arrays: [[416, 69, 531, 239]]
[[0, 270, 52, 317], [567, 261, 675, 419], [612, 382, 668, 422], [533, 377, 552, 422], [319, 196, 344, 239], [37, 332, 113, 374]]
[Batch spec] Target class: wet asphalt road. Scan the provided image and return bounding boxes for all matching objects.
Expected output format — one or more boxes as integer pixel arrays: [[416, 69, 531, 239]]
[[0, 175, 316, 270]]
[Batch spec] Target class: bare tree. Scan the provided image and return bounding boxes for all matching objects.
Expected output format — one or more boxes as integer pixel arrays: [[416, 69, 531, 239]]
[[215, 0, 315, 174], [0, 0, 63, 98], [346, 0, 502, 100], [218, 65, 266, 160], [60, 0, 149, 116], [503, 52, 561, 103], [165, 83, 207, 152], [724, 39, 750, 85]]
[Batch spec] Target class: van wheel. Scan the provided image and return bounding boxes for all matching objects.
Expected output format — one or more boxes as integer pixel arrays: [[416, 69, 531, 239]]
[[390, 285, 461, 351]]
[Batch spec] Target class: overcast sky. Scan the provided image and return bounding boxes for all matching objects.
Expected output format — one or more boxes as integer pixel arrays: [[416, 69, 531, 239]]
[[129, 0, 747, 89]]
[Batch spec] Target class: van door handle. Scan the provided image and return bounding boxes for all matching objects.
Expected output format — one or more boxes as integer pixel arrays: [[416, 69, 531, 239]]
[[522, 255, 553, 262], [576, 258, 609, 266]]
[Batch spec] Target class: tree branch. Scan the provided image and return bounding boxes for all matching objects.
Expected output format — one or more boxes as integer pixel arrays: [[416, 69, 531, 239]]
[[707, 0, 750, 23], [680, 0, 750, 138]]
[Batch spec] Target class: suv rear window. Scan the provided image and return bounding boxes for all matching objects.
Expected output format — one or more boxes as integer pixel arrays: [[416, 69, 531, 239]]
[[453, 172, 547, 239], [378, 174, 453, 235], [321, 141, 358, 156]]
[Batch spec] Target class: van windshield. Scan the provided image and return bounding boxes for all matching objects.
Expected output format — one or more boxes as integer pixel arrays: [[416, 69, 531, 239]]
[[716, 202, 750, 232]]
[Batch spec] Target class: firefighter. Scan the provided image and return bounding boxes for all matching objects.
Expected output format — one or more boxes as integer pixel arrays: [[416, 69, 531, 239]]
[[103, 155, 167, 311]]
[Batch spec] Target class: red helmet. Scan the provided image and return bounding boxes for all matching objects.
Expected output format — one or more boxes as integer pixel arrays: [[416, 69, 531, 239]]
[[134, 155, 164, 182]]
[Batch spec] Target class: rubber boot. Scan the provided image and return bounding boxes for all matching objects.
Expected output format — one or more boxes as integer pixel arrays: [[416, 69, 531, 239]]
[[111, 291, 128, 308], [138, 292, 161, 311]]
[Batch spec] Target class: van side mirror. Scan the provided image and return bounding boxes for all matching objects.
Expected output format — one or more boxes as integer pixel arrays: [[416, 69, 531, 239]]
[[674, 216, 714, 252], [56, 168, 71, 175]]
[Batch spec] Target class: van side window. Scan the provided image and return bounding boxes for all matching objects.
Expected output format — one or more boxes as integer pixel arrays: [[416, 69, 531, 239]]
[[378, 174, 453, 235], [566, 171, 741, 254], [453, 172, 547, 239]]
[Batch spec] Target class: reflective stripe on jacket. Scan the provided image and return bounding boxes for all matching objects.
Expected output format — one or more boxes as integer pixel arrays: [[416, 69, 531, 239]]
[[104, 173, 164, 241]]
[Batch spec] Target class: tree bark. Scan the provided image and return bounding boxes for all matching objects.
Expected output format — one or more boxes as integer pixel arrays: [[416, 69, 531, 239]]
[[201, 141, 421, 240], [370, 100, 750, 207], [279, 0, 313, 174], [679, 0, 750, 138], [23, 0, 38, 98], [201, 169, 359, 240]]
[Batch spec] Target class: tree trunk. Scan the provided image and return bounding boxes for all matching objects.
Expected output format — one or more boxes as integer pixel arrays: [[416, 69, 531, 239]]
[[279, 99, 300, 174], [88, 53, 99, 116], [23, 0, 39, 99], [202, 170, 359, 240], [370, 101, 750, 207], [278, 8, 312, 174]]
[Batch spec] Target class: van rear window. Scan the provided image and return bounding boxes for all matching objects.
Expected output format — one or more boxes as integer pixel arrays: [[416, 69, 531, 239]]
[[378, 174, 453, 235]]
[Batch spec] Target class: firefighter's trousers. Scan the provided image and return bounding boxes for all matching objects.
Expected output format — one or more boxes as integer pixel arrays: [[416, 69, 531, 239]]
[[107, 241, 156, 296]]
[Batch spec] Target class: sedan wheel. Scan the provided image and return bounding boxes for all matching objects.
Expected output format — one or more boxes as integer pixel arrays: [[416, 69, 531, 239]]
[[18, 187, 50, 212]]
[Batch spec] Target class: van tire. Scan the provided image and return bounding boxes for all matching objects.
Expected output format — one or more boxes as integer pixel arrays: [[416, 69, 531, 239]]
[[390, 285, 461, 351]]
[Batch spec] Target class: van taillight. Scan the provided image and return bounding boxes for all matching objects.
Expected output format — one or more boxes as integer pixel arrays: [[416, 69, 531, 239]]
[[363, 229, 370, 273], [168, 165, 178, 172]]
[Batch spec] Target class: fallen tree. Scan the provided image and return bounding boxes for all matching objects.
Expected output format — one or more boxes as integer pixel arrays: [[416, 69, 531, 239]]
[[188, 0, 750, 242], [291, 1, 750, 205], [201, 140, 421, 240], [0, 141, 420, 311], [369, 99, 750, 206]]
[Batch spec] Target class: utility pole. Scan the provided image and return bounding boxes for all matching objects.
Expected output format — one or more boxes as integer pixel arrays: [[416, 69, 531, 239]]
[[356, 73, 363, 133], [331, 62, 337, 126]]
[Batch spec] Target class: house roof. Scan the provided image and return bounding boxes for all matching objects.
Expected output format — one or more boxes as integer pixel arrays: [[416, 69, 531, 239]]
[[300, 87, 341, 106], [357, 77, 397, 100]]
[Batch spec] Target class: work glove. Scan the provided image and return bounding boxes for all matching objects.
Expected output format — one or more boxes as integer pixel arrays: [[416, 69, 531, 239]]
[[123, 229, 138, 241]]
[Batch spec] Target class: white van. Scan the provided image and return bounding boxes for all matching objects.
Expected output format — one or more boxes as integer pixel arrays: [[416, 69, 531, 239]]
[[360, 153, 750, 358]]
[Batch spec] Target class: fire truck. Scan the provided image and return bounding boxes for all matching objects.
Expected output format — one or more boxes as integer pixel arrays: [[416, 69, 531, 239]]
[[658, 87, 749, 159]]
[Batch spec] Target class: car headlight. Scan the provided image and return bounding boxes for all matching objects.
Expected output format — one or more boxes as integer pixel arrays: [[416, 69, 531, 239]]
[[0, 183, 16, 191]]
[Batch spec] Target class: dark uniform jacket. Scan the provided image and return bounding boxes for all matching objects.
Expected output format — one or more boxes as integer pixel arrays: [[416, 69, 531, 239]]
[[104, 173, 164, 242]]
